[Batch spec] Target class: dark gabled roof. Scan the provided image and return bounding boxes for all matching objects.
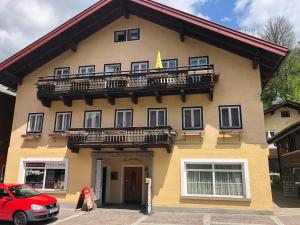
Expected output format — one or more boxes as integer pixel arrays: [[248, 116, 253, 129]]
[[264, 100, 300, 115], [268, 121, 300, 144], [0, 0, 288, 90]]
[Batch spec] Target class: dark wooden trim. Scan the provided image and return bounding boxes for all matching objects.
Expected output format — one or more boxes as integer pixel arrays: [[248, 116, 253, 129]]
[[83, 110, 102, 128], [84, 95, 93, 106], [179, 22, 185, 42], [218, 105, 243, 130], [180, 89, 186, 102], [103, 63, 122, 73], [154, 91, 161, 103], [114, 109, 133, 127], [54, 111, 72, 133], [114, 30, 127, 42], [129, 92, 138, 104], [26, 113, 44, 134], [181, 106, 204, 130], [147, 108, 167, 127], [188, 56, 209, 67], [127, 28, 140, 41], [78, 65, 96, 75]]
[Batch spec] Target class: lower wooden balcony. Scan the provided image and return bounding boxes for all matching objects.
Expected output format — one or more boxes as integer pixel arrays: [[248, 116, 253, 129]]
[[37, 66, 219, 107], [67, 126, 176, 153]]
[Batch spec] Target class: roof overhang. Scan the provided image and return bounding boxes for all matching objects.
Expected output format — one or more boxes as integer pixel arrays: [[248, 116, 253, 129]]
[[268, 121, 300, 144], [264, 101, 300, 115], [0, 0, 288, 89]]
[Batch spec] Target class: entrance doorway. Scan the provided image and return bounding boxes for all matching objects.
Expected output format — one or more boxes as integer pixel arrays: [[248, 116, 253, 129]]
[[102, 167, 107, 204], [123, 167, 143, 204]]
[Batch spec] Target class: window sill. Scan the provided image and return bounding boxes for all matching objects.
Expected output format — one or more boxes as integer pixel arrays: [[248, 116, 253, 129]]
[[49, 132, 69, 138], [181, 195, 251, 202], [21, 133, 42, 140], [181, 130, 203, 136]]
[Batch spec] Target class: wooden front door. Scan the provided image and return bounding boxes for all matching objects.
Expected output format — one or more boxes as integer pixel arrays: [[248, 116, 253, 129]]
[[124, 167, 142, 204]]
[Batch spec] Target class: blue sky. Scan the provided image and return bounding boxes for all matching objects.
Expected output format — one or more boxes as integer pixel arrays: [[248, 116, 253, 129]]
[[195, 0, 238, 28]]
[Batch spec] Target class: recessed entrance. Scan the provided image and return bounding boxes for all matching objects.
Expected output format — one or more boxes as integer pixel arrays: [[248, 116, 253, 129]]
[[123, 167, 143, 204]]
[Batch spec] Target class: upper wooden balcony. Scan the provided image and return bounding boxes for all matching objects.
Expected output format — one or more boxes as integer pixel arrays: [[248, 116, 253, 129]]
[[37, 65, 219, 107], [67, 126, 176, 153]]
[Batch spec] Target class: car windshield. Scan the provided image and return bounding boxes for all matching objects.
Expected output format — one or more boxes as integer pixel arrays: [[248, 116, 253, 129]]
[[8, 185, 40, 199]]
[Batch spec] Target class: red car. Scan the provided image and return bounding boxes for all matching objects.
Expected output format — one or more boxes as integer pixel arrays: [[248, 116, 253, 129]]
[[0, 184, 59, 225]]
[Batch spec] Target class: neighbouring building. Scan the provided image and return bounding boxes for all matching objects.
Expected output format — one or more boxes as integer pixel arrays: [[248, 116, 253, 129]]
[[0, 0, 288, 213], [0, 86, 15, 182], [264, 101, 300, 173], [268, 122, 300, 197]]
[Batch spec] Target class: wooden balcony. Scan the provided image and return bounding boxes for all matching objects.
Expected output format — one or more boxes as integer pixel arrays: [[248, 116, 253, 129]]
[[281, 149, 300, 167], [37, 66, 219, 107], [67, 126, 176, 153]]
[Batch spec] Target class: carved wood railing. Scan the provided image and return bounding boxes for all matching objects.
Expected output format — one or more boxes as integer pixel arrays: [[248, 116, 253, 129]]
[[67, 126, 176, 153]]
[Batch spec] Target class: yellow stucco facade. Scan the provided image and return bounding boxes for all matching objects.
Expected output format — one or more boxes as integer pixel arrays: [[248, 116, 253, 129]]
[[4, 16, 272, 212]]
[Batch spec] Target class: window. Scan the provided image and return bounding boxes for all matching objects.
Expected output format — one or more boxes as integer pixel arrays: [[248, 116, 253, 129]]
[[281, 111, 290, 117], [79, 65, 95, 76], [54, 112, 72, 132], [114, 30, 126, 42], [219, 105, 242, 129], [0, 188, 9, 199], [27, 113, 44, 133], [182, 107, 203, 130], [24, 160, 67, 191], [148, 108, 166, 127], [84, 111, 101, 128], [181, 159, 250, 198], [266, 131, 276, 139], [162, 59, 178, 71], [189, 57, 208, 69], [115, 110, 132, 127], [131, 61, 149, 74], [127, 29, 140, 41], [104, 63, 121, 75], [54, 67, 70, 78]]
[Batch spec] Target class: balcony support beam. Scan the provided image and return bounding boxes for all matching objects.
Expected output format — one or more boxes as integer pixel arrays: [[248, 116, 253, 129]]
[[118, 0, 129, 19], [253, 49, 261, 69], [209, 86, 214, 101], [129, 92, 138, 104], [154, 91, 162, 103], [179, 22, 185, 42], [180, 89, 186, 102], [61, 96, 72, 107], [2, 71, 22, 85], [41, 99, 51, 108], [105, 93, 115, 105], [84, 95, 93, 106], [70, 146, 79, 153]]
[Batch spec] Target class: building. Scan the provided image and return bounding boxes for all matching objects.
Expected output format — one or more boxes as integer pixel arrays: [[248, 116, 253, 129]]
[[268, 122, 300, 197], [264, 101, 300, 173], [0, 0, 288, 213], [0, 85, 15, 182]]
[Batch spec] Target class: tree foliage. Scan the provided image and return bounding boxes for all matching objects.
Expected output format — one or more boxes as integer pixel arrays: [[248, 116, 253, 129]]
[[260, 16, 300, 109]]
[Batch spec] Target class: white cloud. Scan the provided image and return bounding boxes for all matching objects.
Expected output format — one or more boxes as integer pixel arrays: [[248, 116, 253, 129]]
[[220, 17, 231, 22], [234, 0, 300, 39], [0, 0, 209, 62]]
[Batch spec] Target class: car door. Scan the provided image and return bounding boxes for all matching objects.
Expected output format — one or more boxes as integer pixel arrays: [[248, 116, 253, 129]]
[[0, 187, 14, 220]]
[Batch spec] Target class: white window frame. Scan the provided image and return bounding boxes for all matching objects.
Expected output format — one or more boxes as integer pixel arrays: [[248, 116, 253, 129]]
[[27, 113, 44, 133], [181, 159, 250, 199], [54, 67, 70, 77], [115, 110, 133, 128], [84, 110, 101, 128], [189, 57, 208, 69], [148, 108, 166, 127], [219, 105, 242, 129], [104, 64, 121, 75], [162, 59, 178, 71], [131, 62, 149, 74], [78, 65, 95, 76], [182, 107, 203, 130], [18, 158, 68, 193], [54, 112, 72, 132]]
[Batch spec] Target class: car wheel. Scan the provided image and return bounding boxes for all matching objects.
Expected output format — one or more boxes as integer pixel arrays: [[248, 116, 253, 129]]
[[13, 211, 28, 225]]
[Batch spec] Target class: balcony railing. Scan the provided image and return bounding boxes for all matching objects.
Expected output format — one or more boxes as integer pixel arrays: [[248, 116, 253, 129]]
[[37, 65, 219, 107], [67, 126, 176, 153]]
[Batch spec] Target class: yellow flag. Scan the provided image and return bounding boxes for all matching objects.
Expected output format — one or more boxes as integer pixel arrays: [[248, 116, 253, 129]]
[[155, 51, 163, 69]]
